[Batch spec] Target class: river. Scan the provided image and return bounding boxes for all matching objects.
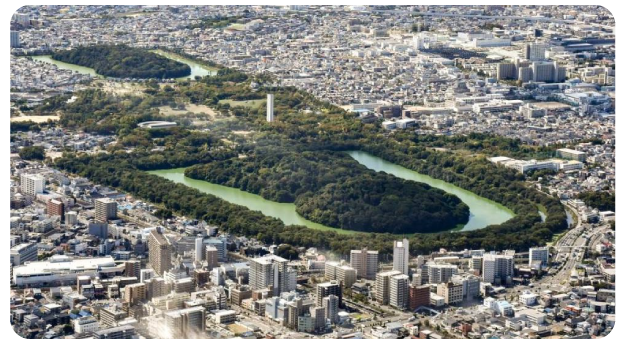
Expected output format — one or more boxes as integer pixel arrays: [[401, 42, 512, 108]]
[[148, 151, 514, 234], [31, 50, 217, 80]]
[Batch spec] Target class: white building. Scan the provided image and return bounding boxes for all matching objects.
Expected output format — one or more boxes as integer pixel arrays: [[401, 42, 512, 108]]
[[519, 291, 538, 306], [266, 94, 275, 122], [20, 174, 45, 196], [482, 253, 514, 285], [393, 239, 410, 275], [13, 255, 116, 287], [529, 247, 549, 268], [389, 274, 409, 310], [73, 316, 100, 334]]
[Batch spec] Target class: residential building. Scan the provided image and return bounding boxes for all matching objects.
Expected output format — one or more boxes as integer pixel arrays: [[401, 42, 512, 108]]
[[350, 248, 379, 279]]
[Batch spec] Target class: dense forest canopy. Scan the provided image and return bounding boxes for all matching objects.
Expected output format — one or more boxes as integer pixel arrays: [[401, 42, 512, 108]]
[[28, 51, 571, 255], [185, 149, 470, 234], [52, 45, 191, 79], [578, 191, 615, 212]]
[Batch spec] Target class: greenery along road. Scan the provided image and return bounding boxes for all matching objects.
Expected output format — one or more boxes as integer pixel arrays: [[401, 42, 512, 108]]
[[184, 149, 470, 234], [51, 44, 191, 79]]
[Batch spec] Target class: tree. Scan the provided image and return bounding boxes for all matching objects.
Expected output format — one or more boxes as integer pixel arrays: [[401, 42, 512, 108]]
[[19, 146, 45, 160]]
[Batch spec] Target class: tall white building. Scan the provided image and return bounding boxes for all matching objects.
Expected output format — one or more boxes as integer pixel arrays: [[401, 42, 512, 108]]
[[393, 239, 410, 275], [266, 94, 274, 122], [529, 247, 549, 268], [350, 248, 379, 279], [482, 253, 515, 285], [389, 274, 410, 310], [10, 31, 20, 48], [249, 255, 295, 296], [194, 237, 204, 262], [323, 295, 339, 324], [20, 174, 45, 196]]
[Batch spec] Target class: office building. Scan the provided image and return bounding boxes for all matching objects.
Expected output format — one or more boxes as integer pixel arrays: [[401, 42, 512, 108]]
[[375, 270, 401, 305], [20, 174, 45, 196], [47, 199, 64, 220], [316, 280, 342, 307], [393, 238, 410, 275], [311, 306, 326, 332], [350, 248, 379, 279], [10, 242, 38, 266], [323, 294, 339, 324], [10, 30, 20, 48], [88, 222, 109, 239], [482, 253, 515, 285], [164, 306, 206, 339], [389, 274, 410, 310], [149, 229, 172, 276], [451, 273, 481, 300], [529, 247, 550, 268], [95, 198, 117, 222], [249, 255, 295, 296], [427, 264, 458, 284], [65, 211, 78, 225], [195, 237, 204, 262], [325, 261, 357, 288], [266, 94, 275, 122], [409, 284, 430, 310], [205, 246, 219, 270]]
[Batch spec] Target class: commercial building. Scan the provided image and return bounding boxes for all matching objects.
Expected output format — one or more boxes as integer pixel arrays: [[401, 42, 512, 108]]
[[482, 253, 515, 285], [375, 270, 401, 305], [20, 174, 45, 196], [13, 255, 116, 287], [389, 274, 410, 310], [529, 247, 550, 268], [393, 239, 410, 275], [149, 229, 172, 276], [95, 198, 117, 222], [350, 248, 379, 279]]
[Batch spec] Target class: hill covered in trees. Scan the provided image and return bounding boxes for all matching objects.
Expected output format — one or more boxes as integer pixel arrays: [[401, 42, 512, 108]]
[[52, 45, 191, 79], [185, 149, 470, 234]]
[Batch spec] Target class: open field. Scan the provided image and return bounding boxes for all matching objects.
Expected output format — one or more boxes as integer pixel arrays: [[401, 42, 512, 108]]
[[218, 98, 265, 109], [11, 115, 59, 123], [158, 103, 219, 118]]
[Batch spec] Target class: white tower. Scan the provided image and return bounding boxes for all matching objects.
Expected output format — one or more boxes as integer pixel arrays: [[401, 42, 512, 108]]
[[393, 238, 410, 275], [195, 237, 204, 262], [266, 94, 275, 122]]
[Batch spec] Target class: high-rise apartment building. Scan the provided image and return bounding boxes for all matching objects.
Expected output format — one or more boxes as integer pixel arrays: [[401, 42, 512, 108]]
[[350, 248, 379, 279], [393, 239, 410, 275], [409, 284, 430, 310], [95, 198, 117, 222], [529, 247, 549, 268], [316, 280, 342, 307], [389, 274, 410, 310], [375, 270, 401, 305], [249, 255, 295, 296], [163, 306, 206, 339], [482, 253, 515, 284], [427, 264, 458, 284], [524, 42, 547, 61], [20, 174, 44, 196], [149, 229, 172, 276], [47, 199, 64, 221]]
